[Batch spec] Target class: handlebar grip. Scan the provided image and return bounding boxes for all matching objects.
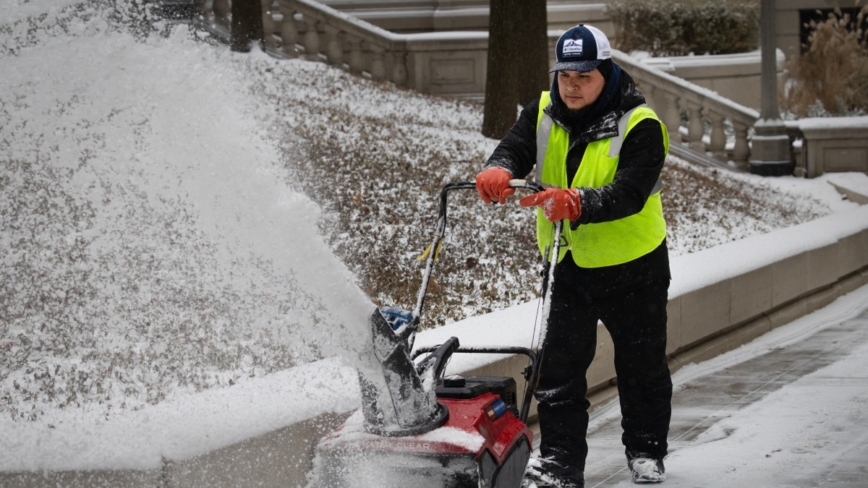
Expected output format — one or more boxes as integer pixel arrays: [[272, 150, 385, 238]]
[[508, 179, 545, 193]]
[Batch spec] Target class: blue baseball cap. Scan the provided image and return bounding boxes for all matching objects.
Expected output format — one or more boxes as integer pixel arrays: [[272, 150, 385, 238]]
[[550, 24, 612, 73]]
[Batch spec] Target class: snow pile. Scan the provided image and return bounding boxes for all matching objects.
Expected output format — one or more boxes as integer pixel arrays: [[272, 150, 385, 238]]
[[825, 171, 868, 203]]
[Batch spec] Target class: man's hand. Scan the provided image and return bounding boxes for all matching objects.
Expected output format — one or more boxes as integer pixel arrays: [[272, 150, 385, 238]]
[[475, 167, 515, 204], [519, 188, 582, 223]]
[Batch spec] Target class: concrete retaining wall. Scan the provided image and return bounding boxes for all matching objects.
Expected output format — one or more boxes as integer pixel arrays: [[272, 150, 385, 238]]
[[799, 118, 868, 178], [1, 412, 351, 488]]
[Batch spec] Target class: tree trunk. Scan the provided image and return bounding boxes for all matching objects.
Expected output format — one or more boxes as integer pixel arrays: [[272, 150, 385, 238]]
[[482, 0, 520, 138], [482, 0, 549, 139], [231, 0, 264, 53], [515, 0, 550, 106]]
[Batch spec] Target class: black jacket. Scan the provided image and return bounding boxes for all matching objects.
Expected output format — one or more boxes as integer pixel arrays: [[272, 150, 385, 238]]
[[486, 68, 667, 226], [486, 66, 670, 293]]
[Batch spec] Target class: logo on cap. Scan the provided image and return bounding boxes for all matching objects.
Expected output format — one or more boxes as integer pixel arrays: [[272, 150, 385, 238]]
[[562, 39, 583, 56]]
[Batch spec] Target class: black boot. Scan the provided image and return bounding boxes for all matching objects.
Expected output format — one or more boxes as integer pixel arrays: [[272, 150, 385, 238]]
[[628, 455, 665, 484], [524, 457, 584, 488]]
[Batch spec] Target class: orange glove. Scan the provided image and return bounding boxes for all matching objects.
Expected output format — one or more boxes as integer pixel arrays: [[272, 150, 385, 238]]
[[519, 188, 582, 222], [475, 167, 515, 204]]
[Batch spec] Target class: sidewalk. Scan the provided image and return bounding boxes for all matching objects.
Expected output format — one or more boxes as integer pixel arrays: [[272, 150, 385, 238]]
[[532, 285, 868, 487]]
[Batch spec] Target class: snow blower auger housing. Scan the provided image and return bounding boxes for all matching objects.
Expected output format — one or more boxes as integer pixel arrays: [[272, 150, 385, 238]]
[[313, 181, 560, 488]]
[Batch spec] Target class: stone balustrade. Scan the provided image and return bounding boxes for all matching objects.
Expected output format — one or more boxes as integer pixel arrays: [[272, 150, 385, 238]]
[[201, 1, 868, 174], [265, 0, 408, 85], [314, 0, 614, 35], [199, 0, 762, 169], [256, 0, 491, 97], [613, 51, 759, 170]]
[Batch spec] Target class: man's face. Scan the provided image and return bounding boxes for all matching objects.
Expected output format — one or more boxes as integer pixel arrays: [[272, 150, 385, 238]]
[[556, 69, 605, 110]]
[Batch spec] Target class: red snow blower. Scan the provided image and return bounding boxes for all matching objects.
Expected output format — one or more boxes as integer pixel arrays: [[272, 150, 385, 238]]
[[313, 180, 564, 488]]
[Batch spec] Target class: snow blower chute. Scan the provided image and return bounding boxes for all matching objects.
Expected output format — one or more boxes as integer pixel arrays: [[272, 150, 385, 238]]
[[313, 181, 564, 488]]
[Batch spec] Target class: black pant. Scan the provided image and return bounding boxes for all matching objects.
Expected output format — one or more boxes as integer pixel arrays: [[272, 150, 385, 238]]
[[535, 255, 672, 480]]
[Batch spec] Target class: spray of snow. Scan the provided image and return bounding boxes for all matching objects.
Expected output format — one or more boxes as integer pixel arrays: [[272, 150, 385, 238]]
[[322, 409, 485, 453], [0, 2, 377, 424], [311, 409, 484, 488]]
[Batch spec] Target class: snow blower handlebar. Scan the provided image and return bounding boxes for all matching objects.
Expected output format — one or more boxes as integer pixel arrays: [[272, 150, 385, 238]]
[[406, 179, 559, 423], [412, 179, 545, 321]]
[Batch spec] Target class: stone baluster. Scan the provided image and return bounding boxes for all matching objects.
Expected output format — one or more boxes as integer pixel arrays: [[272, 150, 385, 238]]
[[732, 121, 751, 169], [302, 16, 321, 61], [213, 0, 230, 27], [635, 81, 654, 108], [707, 112, 727, 161], [685, 101, 704, 152], [278, 2, 300, 57], [391, 51, 408, 87], [322, 24, 344, 67], [367, 43, 387, 81], [346, 36, 366, 73], [659, 91, 683, 144], [261, 0, 278, 51], [642, 84, 679, 141]]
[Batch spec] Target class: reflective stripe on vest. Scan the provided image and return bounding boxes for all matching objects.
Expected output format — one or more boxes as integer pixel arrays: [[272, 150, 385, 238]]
[[536, 105, 662, 194], [534, 91, 669, 268]]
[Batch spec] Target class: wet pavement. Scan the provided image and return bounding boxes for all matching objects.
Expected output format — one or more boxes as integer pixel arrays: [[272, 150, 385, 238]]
[[530, 300, 868, 487]]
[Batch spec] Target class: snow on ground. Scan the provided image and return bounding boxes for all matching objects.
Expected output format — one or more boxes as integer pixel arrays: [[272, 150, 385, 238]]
[[663, 348, 868, 487], [1, 357, 358, 470], [1, 0, 867, 474], [591, 283, 868, 487], [824, 172, 868, 203]]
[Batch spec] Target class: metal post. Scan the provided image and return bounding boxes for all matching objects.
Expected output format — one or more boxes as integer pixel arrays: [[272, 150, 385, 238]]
[[750, 0, 792, 176]]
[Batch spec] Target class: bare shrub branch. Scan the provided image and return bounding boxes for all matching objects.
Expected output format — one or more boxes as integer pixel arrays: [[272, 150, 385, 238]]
[[782, 7, 868, 116]]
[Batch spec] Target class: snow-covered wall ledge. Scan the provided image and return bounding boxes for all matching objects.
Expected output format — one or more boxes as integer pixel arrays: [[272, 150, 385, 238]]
[[637, 49, 785, 110], [416, 204, 868, 414]]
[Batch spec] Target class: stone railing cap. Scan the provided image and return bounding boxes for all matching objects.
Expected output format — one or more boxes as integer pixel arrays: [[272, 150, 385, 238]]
[[799, 116, 868, 132]]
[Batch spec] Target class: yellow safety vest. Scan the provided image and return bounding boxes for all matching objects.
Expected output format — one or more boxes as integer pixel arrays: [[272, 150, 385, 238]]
[[534, 91, 668, 268]]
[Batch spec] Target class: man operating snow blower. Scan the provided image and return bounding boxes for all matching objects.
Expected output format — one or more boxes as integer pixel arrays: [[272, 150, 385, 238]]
[[475, 24, 673, 487]]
